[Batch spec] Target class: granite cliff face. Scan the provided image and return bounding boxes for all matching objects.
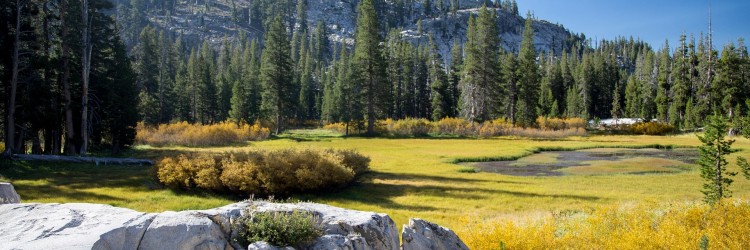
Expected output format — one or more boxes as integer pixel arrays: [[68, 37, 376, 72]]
[[118, 0, 577, 60]]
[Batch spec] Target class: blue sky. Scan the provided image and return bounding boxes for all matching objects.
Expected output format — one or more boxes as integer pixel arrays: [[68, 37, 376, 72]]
[[516, 0, 750, 50]]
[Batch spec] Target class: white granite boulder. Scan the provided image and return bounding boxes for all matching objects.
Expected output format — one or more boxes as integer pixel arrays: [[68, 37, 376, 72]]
[[0, 203, 155, 250], [0, 182, 21, 204], [0, 200, 457, 250], [401, 218, 469, 250]]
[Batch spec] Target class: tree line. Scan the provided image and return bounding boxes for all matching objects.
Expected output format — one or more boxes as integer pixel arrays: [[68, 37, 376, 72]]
[[2, 0, 749, 156], [1, 0, 138, 156]]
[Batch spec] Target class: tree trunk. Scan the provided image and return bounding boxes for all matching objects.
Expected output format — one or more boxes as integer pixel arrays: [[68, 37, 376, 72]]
[[61, 0, 76, 155], [80, 0, 92, 156], [4, 0, 24, 156]]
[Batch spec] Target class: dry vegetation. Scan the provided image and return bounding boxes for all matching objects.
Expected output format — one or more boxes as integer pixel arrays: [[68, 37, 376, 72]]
[[136, 121, 270, 147], [156, 149, 369, 196], [630, 121, 676, 135], [323, 117, 587, 138]]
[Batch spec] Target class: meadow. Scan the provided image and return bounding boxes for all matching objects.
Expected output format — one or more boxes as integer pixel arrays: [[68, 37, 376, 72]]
[[2, 131, 750, 249]]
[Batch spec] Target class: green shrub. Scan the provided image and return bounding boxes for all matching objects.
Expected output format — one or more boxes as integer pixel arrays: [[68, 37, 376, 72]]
[[234, 210, 323, 248], [156, 149, 370, 196], [631, 122, 675, 135]]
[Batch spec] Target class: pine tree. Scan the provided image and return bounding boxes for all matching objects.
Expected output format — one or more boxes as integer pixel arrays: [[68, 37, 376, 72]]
[[656, 40, 671, 123], [460, 6, 500, 122], [715, 43, 744, 120], [428, 36, 450, 121], [502, 52, 519, 122], [261, 16, 295, 134], [353, 0, 388, 135], [335, 47, 362, 135], [197, 41, 218, 124], [448, 40, 463, 118], [611, 82, 622, 120], [624, 75, 640, 117], [516, 12, 540, 127], [698, 115, 737, 204], [671, 33, 690, 126]]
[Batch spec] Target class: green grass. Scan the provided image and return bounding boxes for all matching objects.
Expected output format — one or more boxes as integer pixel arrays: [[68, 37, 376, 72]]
[[2, 133, 750, 239]]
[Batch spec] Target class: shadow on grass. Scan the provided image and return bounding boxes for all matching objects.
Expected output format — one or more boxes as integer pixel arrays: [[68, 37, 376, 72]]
[[0, 160, 236, 204], [299, 171, 602, 212]]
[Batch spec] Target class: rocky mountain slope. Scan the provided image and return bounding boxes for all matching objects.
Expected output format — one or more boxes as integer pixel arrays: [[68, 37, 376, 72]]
[[119, 0, 578, 61]]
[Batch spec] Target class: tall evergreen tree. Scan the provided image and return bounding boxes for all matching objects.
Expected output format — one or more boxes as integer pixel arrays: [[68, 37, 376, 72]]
[[448, 40, 463, 118], [516, 12, 540, 127], [655, 40, 671, 123], [671, 33, 690, 127], [427, 36, 450, 121], [260, 16, 295, 134], [624, 75, 640, 117], [459, 6, 500, 122], [353, 0, 388, 135]]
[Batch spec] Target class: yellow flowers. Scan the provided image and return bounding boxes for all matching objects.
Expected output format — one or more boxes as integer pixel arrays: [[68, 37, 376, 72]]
[[459, 200, 750, 249]]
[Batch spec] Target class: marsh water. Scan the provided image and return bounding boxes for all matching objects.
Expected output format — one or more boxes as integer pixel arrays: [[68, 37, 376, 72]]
[[467, 148, 699, 176]]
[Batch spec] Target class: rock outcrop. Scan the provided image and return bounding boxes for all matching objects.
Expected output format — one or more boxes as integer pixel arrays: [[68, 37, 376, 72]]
[[401, 218, 469, 250], [0, 182, 21, 204], [0, 200, 424, 250]]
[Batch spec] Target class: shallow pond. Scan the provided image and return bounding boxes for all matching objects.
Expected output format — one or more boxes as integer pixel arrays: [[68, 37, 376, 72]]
[[466, 148, 699, 176]]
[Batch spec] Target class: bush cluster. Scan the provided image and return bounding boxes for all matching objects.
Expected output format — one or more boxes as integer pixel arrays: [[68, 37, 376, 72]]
[[156, 149, 370, 195], [536, 117, 587, 130], [382, 118, 434, 136], [434, 117, 476, 136], [630, 122, 675, 135], [0, 142, 4, 153], [233, 209, 323, 248], [136, 121, 270, 147]]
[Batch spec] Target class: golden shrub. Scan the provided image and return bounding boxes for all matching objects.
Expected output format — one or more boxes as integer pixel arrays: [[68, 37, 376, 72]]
[[136, 121, 271, 147], [0, 142, 4, 153], [537, 117, 588, 130], [385, 118, 434, 136], [631, 122, 675, 135], [156, 153, 223, 190], [156, 149, 370, 196], [323, 122, 348, 134], [331, 149, 371, 175], [220, 157, 262, 194], [478, 119, 513, 138], [435, 117, 477, 136]]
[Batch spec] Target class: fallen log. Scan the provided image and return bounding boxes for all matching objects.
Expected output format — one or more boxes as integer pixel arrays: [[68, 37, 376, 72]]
[[11, 154, 154, 166]]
